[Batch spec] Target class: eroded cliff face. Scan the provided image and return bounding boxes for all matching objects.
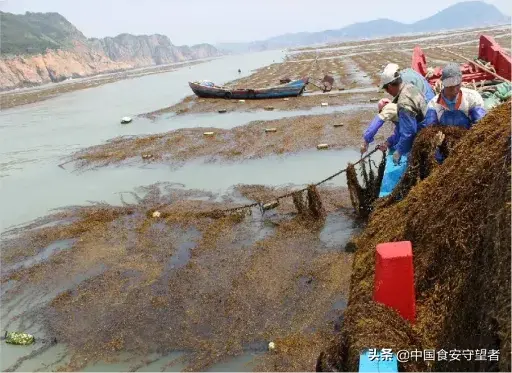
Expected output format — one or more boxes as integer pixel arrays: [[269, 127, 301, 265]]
[[1, 33, 222, 91]]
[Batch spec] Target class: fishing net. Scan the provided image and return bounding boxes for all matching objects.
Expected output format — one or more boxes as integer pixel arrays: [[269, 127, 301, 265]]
[[317, 100, 511, 372]]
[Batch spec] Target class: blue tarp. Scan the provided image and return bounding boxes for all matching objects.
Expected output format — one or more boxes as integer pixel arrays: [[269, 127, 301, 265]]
[[359, 350, 398, 372], [379, 152, 408, 198]]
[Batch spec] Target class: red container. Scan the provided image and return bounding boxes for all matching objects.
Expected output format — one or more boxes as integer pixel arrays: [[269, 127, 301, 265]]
[[373, 241, 416, 323]]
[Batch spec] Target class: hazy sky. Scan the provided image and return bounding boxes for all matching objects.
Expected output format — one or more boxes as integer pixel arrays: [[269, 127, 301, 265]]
[[0, 0, 510, 45]]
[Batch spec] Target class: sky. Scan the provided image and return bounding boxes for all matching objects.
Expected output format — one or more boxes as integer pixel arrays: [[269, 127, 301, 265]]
[[0, 0, 510, 45]]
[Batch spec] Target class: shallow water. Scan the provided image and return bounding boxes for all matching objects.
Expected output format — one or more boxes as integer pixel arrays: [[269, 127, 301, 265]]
[[148, 103, 374, 130], [3, 238, 76, 273], [0, 50, 283, 228], [1, 148, 361, 230]]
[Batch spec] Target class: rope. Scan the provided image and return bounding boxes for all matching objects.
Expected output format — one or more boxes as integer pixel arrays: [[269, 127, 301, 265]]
[[215, 147, 381, 214]]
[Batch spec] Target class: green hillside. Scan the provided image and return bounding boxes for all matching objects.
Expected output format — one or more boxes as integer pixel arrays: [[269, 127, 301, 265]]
[[0, 11, 86, 55]]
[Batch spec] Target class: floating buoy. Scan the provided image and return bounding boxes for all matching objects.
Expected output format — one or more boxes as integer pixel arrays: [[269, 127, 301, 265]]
[[264, 106, 275, 111], [120, 116, 132, 124], [238, 99, 245, 103], [265, 128, 277, 133], [321, 102, 328, 107], [152, 211, 161, 218], [218, 109, 227, 113], [203, 132, 215, 136], [333, 123, 344, 128], [317, 144, 329, 150]]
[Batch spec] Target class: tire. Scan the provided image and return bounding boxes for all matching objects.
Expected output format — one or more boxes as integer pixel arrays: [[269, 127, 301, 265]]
[[224, 91, 232, 99]]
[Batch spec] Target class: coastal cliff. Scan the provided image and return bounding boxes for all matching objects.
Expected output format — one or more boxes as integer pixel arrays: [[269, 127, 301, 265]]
[[0, 11, 223, 91]]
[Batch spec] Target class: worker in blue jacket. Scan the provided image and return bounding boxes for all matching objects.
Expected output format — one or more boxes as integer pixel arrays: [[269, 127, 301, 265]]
[[424, 63, 487, 163], [360, 64, 435, 155], [374, 63, 430, 197]]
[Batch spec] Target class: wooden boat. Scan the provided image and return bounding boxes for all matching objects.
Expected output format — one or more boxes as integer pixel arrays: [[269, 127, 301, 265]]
[[188, 77, 309, 99]]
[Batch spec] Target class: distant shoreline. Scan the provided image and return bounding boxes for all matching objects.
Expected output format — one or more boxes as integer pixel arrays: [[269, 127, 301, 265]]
[[0, 58, 216, 110]]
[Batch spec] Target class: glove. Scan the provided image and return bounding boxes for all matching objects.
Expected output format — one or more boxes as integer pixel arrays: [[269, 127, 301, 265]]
[[434, 131, 445, 147], [360, 142, 369, 155], [393, 150, 401, 165], [377, 142, 388, 152]]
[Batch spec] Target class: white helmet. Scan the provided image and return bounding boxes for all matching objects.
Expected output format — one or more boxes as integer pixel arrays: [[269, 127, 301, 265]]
[[380, 63, 400, 88]]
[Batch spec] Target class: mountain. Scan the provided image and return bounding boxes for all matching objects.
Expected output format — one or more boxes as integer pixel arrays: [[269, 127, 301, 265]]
[[218, 1, 511, 53], [0, 11, 87, 55], [0, 11, 223, 90], [412, 1, 510, 31]]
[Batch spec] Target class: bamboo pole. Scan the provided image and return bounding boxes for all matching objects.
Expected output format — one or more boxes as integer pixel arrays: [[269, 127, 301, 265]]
[[438, 47, 511, 84]]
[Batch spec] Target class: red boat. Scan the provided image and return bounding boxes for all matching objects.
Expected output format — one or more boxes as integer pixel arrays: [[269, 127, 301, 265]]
[[411, 35, 511, 88]]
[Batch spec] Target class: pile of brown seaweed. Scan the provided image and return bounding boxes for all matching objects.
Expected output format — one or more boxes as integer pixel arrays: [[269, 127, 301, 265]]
[[318, 100, 511, 372]]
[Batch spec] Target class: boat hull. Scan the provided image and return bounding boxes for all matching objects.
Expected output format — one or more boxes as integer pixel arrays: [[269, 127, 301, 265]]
[[189, 78, 309, 99]]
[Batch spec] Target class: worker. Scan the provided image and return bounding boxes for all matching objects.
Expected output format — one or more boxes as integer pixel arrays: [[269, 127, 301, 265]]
[[380, 63, 429, 160], [396, 64, 436, 103], [425, 63, 487, 128], [360, 64, 434, 155], [424, 63, 487, 163], [377, 63, 429, 197], [360, 98, 398, 155]]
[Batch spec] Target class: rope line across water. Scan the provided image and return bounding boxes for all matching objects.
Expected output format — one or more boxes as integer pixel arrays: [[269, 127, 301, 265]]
[[217, 147, 381, 214]]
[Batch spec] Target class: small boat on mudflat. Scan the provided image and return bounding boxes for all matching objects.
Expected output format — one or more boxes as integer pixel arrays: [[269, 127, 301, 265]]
[[188, 77, 309, 99]]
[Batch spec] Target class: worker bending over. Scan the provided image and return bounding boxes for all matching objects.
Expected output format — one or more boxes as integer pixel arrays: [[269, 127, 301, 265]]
[[377, 63, 429, 197], [360, 64, 434, 155]]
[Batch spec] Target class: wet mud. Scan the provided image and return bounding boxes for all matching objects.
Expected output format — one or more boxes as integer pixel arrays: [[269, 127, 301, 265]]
[[71, 109, 392, 169]]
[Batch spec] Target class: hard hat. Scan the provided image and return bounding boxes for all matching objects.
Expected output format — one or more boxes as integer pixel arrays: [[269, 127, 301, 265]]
[[380, 63, 400, 88], [378, 98, 391, 112]]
